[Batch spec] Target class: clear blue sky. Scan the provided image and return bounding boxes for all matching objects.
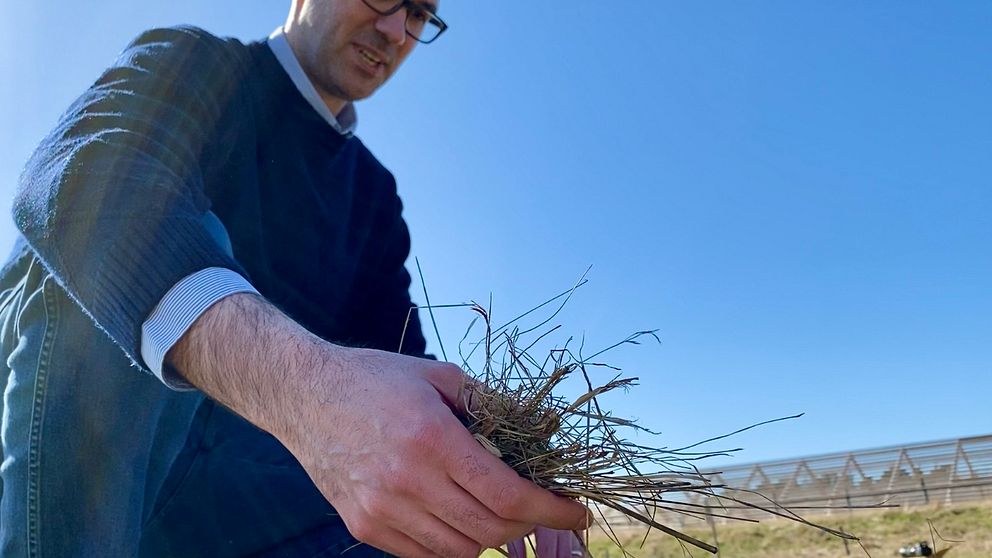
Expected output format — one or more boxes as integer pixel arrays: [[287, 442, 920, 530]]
[[1, 2, 989, 466]]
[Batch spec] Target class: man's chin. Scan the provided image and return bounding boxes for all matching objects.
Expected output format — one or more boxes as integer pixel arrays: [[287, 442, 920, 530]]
[[323, 83, 375, 104], [348, 89, 377, 102], [344, 80, 385, 102]]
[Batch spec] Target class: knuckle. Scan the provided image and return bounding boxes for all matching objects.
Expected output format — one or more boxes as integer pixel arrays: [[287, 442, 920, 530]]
[[441, 362, 467, 379], [437, 361, 464, 375], [362, 491, 392, 517], [407, 419, 444, 452], [385, 467, 416, 492], [464, 514, 504, 548], [347, 517, 375, 544], [438, 500, 507, 549], [490, 483, 524, 518], [419, 531, 477, 558], [456, 453, 491, 482]]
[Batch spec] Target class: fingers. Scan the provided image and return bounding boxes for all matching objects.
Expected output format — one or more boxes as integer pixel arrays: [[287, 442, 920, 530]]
[[426, 477, 535, 548], [442, 415, 591, 530], [425, 363, 589, 530], [342, 495, 482, 558], [390, 503, 483, 558], [352, 527, 441, 558]]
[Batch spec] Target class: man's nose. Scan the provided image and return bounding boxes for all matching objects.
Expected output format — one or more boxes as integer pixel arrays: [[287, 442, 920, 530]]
[[375, 9, 407, 46]]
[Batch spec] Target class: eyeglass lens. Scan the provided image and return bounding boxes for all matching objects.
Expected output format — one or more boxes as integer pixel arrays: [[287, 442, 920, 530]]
[[363, 0, 443, 42]]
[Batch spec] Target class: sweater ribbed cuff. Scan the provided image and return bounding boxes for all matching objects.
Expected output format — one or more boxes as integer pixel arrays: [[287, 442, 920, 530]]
[[91, 216, 248, 371]]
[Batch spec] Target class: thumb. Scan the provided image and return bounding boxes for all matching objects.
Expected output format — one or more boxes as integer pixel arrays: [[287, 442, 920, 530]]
[[423, 362, 482, 417]]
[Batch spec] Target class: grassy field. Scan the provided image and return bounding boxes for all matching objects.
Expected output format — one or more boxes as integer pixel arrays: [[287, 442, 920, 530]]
[[484, 502, 992, 558], [588, 503, 992, 558]]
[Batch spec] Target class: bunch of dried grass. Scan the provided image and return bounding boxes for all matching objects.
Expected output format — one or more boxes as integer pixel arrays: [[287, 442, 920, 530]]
[[404, 268, 865, 556]]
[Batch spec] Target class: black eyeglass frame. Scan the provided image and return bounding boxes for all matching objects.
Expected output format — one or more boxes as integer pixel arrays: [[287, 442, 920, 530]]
[[358, 0, 448, 44]]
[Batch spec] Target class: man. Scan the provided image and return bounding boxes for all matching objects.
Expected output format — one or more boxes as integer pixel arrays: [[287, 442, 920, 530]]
[[0, 1, 589, 556]]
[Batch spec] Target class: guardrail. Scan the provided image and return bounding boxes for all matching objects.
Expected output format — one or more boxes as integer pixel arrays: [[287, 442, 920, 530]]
[[599, 434, 992, 532]]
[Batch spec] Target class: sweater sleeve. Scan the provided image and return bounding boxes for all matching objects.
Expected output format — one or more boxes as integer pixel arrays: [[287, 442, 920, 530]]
[[12, 26, 250, 370]]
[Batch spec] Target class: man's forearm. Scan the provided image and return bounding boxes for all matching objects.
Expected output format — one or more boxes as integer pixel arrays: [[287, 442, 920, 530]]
[[163, 293, 591, 558], [165, 292, 344, 441]]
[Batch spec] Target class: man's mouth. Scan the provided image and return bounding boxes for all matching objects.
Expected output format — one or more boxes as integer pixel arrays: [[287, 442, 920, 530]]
[[356, 45, 385, 68]]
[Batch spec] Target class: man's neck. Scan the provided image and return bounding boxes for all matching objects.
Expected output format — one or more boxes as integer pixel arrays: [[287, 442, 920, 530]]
[[316, 88, 348, 117], [267, 27, 357, 135]]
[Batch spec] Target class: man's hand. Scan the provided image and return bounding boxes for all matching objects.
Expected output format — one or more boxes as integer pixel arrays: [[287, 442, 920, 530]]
[[168, 293, 590, 558]]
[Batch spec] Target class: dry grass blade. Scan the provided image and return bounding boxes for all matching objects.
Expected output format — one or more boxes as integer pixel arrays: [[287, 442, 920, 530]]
[[411, 275, 868, 556]]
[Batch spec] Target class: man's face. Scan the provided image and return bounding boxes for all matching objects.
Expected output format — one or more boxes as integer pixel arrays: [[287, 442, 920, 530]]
[[287, 0, 433, 107]]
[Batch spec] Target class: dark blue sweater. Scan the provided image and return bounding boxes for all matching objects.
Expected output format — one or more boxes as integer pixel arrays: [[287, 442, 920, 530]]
[[8, 26, 428, 368]]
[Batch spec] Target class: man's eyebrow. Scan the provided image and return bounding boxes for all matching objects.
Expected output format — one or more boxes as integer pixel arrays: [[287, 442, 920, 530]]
[[412, 0, 438, 14]]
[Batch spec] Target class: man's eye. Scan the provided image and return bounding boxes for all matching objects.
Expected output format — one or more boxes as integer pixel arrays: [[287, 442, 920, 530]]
[[409, 7, 430, 22]]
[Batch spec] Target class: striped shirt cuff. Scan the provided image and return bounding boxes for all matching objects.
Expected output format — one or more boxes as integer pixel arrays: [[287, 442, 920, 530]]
[[141, 267, 258, 390]]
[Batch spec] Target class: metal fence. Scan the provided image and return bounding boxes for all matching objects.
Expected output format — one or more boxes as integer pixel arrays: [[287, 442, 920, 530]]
[[601, 434, 992, 532]]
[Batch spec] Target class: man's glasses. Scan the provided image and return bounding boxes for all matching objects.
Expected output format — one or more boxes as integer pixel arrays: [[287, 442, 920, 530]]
[[359, 0, 448, 44]]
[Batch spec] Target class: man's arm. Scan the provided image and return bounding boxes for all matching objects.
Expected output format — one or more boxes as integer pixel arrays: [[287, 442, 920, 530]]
[[166, 293, 315, 433], [168, 293, 591, 558], [12, 27, 247, 367]]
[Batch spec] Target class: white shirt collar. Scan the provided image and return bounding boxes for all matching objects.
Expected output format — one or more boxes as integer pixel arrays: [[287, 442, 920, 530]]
[[267, 27, 358, 135]]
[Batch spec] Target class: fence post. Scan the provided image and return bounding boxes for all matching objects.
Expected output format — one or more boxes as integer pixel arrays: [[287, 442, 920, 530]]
[[843, 490, 853, 556], [705, 498, 721, 558]]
